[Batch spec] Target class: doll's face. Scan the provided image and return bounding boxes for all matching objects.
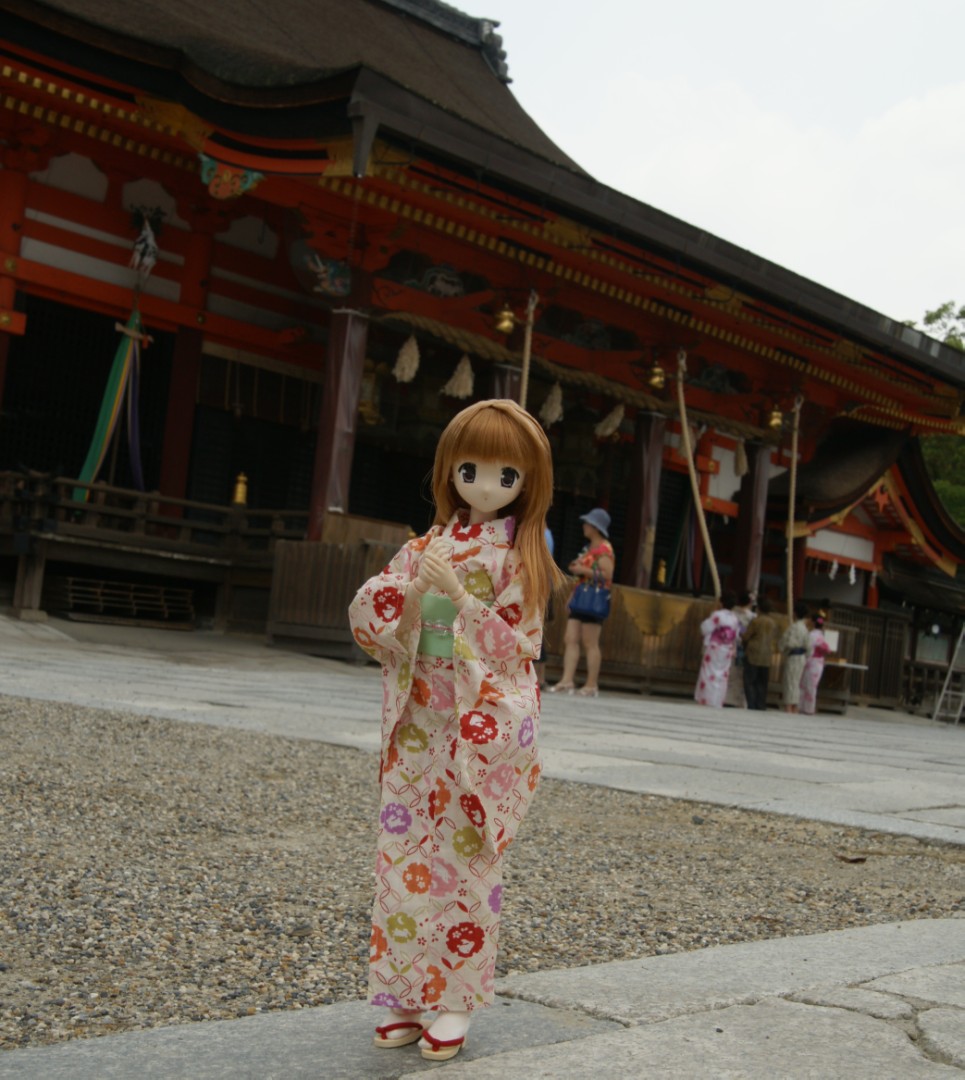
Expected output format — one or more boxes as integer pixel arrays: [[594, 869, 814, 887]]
[[452, 458, 525, 522]]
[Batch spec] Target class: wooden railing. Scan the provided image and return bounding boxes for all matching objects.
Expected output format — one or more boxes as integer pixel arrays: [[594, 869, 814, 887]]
[[0, 470, 309, 558], [0, 469, 311, 627]]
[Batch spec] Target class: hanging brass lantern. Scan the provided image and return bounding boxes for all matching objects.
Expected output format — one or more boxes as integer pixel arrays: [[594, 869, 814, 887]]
[[494, 302, 515, 334], [767, 406, 784, 430], [232, 472, 248, 506], [648, 363, 666, 390]]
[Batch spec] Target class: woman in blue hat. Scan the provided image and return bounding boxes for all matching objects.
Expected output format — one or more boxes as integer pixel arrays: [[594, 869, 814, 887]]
[[548, 507, 615, 697]]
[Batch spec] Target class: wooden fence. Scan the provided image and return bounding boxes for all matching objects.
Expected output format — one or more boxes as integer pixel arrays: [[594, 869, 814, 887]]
[[541, 587, 858, 710], [266, 541, 862, 711], [267, 515, 411, 657]]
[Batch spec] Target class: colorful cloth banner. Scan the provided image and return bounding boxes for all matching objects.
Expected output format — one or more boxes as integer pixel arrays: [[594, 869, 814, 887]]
[[73, 309, 146, 500]]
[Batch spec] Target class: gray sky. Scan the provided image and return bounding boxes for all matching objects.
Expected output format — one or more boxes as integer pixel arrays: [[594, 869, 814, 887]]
[[493, 0, 963, 328]]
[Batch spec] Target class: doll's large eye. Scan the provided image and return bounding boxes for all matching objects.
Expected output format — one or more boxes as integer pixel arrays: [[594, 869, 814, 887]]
[[457, 462, 476, 483], [500, 467, 521, 489]]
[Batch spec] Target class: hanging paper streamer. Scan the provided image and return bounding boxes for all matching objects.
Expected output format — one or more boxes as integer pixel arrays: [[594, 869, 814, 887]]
[[539, 382, 563, 427], [73, 309, 147, 500], [130, 216, 159, 281], [440, 354, 474, 398], [594, 403, 625, 438], [393, 335, 420, 382]]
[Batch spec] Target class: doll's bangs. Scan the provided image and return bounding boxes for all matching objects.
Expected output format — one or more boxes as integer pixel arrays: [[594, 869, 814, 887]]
[[451, 407, 532, 466]]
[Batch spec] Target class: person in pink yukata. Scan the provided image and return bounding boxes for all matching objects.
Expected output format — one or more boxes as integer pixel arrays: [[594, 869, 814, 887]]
[[695, 591, 742, 708], [800, 609, 832, 714], [348, 399, 563, 1063]]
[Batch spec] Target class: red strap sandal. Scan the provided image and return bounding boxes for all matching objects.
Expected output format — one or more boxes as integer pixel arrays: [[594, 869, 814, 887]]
[[420, 1029, 467, 1061], [373, 1020, 426, 1048]]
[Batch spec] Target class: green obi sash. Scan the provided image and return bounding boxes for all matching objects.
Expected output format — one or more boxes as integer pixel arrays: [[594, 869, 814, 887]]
[[417, 591, 457, 658]]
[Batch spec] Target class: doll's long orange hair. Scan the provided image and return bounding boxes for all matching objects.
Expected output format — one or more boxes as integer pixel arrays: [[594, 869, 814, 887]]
[[432, 399, 565, 617]]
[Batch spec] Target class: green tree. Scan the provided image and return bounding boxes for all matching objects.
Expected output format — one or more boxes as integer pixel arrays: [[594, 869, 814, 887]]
[[918, 302, 965, 528], [921, 300, 965, 350]]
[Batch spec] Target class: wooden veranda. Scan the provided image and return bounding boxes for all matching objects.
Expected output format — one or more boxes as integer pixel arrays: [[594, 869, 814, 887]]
[[1, 469, 307, 630]]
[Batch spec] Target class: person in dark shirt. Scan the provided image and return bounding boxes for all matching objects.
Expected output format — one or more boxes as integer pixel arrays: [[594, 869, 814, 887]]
[[741, 596, 778, 710]]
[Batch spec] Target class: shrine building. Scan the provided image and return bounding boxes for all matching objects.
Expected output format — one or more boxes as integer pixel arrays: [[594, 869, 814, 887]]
[[1, 0, 963, 709]]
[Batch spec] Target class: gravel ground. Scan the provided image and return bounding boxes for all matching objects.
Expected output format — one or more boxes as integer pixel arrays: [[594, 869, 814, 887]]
[[1, 694, 963, 1051]]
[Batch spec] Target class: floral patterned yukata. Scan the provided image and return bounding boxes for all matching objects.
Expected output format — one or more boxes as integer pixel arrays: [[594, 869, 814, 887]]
[[799, 628, 831, 714], [348, 511, 542, 1014], [694, 608, 742, 708]]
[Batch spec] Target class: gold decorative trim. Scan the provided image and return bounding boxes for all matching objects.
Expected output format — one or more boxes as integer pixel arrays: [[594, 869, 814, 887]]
[[0, 63, 194, 172], [136, 97, 212, 148], [376, 310, 769, 441], [325, 178, 954, 430], [323, 169, 952, 415]]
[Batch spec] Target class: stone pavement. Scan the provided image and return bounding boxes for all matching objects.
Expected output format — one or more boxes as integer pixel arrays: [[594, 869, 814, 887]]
[[0, 615, 963, 1077], [1, 615, 963, 845]]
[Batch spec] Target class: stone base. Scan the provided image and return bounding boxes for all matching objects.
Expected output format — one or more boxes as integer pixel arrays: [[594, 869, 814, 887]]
[[13, 608, 48, 623]]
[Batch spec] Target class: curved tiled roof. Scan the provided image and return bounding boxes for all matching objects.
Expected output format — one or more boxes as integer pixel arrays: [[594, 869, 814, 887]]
[[1, 0, 585, 172], [770, 425, 965, 562], [769, 424, 910, 511]]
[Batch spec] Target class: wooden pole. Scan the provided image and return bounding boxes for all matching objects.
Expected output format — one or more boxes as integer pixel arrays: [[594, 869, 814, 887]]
[[518, 290, 538, 410], [676, 350, 721, 599]]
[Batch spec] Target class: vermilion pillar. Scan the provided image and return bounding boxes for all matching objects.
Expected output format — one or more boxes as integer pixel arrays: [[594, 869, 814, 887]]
[[623, 411, 666, 588], [158, 328, 203, 504], [0, 169, 29, 407], [158, 230, 212, 505], [490, 363, 521, 402], [307, 309, 369, 540]]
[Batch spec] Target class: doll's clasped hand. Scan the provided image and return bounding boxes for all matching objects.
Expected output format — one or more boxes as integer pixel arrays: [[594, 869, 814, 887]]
[[417, 538, 468, 606]]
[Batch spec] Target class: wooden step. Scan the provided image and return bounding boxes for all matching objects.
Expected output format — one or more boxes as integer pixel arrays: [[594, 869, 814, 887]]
[[44, 576, 195, 626]]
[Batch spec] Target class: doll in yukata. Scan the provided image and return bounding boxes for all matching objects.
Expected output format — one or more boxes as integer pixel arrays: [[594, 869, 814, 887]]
[[348, 398, 563, 1062]]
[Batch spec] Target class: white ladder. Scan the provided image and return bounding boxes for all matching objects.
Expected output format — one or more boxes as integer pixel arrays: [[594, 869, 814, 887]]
[[933, 624, 965, 725]]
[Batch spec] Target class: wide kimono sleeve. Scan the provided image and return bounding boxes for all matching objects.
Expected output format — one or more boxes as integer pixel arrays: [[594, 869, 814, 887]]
[[448, 545, 543, 857], [348, 533, 436, 663], [348, 530, 447, 780], [810, 630, 832, 659]]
